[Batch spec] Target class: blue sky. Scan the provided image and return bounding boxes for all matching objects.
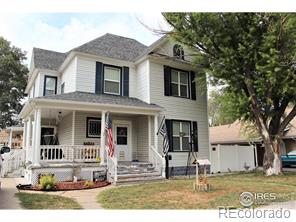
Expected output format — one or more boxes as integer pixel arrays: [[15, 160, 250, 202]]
[[0, 13, 169, 65]]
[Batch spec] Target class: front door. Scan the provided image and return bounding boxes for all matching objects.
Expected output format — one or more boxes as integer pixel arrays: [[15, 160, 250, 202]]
[[114, 124, 131, 161]]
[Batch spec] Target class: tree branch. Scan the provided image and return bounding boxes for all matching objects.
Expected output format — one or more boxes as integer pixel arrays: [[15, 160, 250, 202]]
[[278, 104, 296, 133]]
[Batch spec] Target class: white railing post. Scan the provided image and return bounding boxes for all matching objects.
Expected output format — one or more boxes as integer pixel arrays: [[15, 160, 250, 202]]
[[154, 115, 159, 152]]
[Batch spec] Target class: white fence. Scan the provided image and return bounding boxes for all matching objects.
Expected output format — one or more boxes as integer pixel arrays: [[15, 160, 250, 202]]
[[210, 144, 256, 173], [40, 145, 100, 163]]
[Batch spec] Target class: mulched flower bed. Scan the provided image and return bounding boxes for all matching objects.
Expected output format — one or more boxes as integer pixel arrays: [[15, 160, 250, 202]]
[[16, 180, 110, 191]]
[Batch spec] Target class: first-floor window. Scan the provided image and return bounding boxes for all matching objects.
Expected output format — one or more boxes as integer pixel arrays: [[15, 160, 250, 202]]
[[87, 118, 101, 138], [104, 66, 121, 95], [172, 121, 191, 151], [44, 75, 57, 96]]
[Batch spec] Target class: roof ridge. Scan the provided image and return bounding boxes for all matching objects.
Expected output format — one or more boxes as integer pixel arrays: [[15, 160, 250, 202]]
[[33, 47, 65, 54]]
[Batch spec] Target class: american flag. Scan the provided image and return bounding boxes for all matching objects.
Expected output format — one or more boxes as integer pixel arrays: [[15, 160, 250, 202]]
[[159, 117, 170, 156], [105, 112, 115, 157]]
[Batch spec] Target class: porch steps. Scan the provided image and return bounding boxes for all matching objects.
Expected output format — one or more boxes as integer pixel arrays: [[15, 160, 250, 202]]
[[115, 162, 165, 185]]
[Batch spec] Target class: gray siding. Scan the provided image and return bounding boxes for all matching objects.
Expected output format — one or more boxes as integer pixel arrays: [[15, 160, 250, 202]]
[[135, 116, 149, 162], [58, 113, 73, 145]]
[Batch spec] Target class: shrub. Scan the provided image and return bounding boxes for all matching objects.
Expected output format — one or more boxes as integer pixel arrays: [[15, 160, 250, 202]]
[[39, 174, 56, 190], [84, 181, 94, 187]]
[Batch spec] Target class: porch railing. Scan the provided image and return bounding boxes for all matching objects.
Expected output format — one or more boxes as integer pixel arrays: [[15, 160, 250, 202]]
[[105, 146, 118, 183], [2, 149, 25, 177], [40, 145, 100, 163], [149, 145, 166, 177]]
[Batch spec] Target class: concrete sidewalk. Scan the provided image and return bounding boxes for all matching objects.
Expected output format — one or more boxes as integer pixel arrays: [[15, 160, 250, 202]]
[[22, 184, 113, 209], [0, 178, 22, 209]]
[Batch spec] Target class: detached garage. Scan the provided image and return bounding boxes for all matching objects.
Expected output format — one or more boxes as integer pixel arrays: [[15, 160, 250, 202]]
[[209, 122, 259, 173]]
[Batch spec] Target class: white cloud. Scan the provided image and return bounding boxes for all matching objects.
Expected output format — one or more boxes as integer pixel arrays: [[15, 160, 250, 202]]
[[0, 13, 169, 66]]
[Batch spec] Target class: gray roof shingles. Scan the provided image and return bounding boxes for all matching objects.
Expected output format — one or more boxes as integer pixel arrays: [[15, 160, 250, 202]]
[[35, 91, 162, 110], [33, 48, 67, 71], [32, 33, 151, 71]]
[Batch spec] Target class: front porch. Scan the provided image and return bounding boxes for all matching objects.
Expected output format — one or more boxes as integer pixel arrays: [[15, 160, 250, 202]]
[[20, 94, 165, 184]]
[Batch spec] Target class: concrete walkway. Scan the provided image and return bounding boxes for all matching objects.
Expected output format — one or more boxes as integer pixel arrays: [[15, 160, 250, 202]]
[[21, 184, 113, 209], [0, 178, 22, 209]]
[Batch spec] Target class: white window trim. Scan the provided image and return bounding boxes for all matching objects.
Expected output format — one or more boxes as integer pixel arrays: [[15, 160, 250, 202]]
[[104, 66, 121, 95], [171, 70, 189, 98], [87, 118, 101, 138], [172, 121, 191, 151]]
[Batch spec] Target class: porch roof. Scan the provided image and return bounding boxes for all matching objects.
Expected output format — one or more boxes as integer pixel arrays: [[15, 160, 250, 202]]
[[20, 92, 163, 118]]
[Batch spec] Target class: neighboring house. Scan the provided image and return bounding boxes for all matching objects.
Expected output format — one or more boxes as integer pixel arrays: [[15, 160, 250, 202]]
[[19, 33, 210, 185], [209, 119, 296, 172], [0, 126, 24, 149]]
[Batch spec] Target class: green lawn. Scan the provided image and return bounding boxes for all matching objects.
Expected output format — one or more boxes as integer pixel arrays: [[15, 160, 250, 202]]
[[97, 172, 296, 209], [16, 193, 82, 209]]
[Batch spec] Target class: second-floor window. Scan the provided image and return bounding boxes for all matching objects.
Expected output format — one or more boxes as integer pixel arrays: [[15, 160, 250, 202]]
[[171, 69, 189, 98], [104, 66, 121, 95], [44, 75, 57, 96]]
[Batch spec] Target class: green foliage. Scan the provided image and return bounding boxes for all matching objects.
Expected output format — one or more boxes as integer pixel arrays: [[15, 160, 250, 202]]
[[208, 89, 240, 126], [0, 37, 28, 129], [84, 181, 94, 187], [39, 174, 56, 190], [163, 13, 296, 138]]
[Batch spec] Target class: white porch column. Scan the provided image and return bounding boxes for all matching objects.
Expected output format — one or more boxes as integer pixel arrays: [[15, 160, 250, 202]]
[[72, 111, 76, 145], [23, 121, 27, 149], [33, 108, 41, 166], [8, 129, 13, 148], [100, 111, 106, 165], [154, 115, 159, 152], [26, 116, 32, 162]]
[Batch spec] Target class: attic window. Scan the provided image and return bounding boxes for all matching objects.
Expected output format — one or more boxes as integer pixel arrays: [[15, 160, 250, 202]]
[[173, 44, 185, 60]]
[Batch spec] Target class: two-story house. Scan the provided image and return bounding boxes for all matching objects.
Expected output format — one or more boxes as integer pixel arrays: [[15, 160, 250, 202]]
[[19, 33, 210, 185]]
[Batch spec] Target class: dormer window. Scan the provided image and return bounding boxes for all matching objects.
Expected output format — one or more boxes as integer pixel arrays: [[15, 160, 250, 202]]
[[43, 75, 57, 96], [173, 44, 185, 60]]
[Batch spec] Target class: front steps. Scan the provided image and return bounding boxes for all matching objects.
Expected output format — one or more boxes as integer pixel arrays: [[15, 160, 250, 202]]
[[116, 162, 165, 185]]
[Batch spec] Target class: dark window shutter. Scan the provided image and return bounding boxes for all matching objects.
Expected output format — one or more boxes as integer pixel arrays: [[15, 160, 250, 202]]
[[95, 62, 103, 94], [123, 66, 129, 96], [164, 66, 171, 96], [165, 119, 173, 152], [190, 71, 196, 100], [192, 121, 198, 152]]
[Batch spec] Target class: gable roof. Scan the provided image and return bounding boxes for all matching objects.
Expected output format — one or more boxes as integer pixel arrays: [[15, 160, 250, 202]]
[[209, 121, 252, 144], [31, 33, 150, 71], [35, 91, 162, 110], [71, 33, 148, 62], [32, 48, 66, 71]]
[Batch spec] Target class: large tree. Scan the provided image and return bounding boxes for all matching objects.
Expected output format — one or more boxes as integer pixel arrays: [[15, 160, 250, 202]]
[[163, 13, 296, 175], [0, 37, 28, 129]]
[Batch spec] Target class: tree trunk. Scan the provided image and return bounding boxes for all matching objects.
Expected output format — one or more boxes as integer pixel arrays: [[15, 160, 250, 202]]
[[262, 137, 282, 176]]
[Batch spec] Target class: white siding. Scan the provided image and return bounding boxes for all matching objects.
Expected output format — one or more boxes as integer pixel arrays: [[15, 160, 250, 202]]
[[149, 60, 210, 167], [134, 60, 150, 103], [58, 112, 73, 145], [156, 39, 194, 62], [74, 111, 101, 145], [61, 57, 77, 93]]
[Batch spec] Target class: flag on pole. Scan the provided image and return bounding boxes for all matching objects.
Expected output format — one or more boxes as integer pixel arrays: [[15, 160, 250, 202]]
[[105, 112, 115, 157], [158, 117, 170, 156]]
